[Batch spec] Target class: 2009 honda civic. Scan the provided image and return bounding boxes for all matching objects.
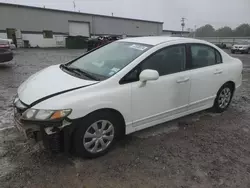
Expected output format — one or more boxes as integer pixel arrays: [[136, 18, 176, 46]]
[[14, 37, 242, 158]]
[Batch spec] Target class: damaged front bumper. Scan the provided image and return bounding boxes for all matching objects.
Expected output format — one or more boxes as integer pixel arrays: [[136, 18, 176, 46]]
[[14, 106, 74, 153]]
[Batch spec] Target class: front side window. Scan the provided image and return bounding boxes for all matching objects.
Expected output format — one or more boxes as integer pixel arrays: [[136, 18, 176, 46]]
[[191, 44, 219, 69], [140, 45, 186, 76], [67, 42, 152, 80]]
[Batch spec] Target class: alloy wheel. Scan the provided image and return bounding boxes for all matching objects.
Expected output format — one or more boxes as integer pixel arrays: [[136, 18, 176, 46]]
[[218, 87, 231, 109], [83, 120, 114, 153]]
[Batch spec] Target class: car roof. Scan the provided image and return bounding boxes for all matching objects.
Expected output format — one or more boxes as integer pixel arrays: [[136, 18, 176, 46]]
[[119, 36, 205, 46]]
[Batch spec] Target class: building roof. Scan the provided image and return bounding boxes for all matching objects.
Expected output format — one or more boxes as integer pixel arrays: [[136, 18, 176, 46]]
[[0, 2, 164, 24], [120, 36, 203, 45]]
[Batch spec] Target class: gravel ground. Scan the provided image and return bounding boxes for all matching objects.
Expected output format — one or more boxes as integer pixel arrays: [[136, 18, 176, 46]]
[[1, 49, 250, 188]]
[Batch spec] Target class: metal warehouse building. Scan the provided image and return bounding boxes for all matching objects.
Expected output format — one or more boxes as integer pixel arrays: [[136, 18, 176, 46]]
[[0, 3, 163, 48]]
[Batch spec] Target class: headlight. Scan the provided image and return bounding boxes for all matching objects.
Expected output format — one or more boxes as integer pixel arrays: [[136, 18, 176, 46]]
[[22, 108, 72, 121]]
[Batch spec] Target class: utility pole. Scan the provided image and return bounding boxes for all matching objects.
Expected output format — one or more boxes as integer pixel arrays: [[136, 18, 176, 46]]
[[181, 17, 186, 33], [194, 25, 197, 38], [73, 1, 76, 11]]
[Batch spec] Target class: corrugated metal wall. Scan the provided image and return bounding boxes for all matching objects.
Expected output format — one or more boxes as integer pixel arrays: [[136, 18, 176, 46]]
[[0, 4, 162, 36]]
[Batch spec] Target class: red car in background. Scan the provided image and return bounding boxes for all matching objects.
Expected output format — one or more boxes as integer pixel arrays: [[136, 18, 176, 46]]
[[0, 39, 13, 63]]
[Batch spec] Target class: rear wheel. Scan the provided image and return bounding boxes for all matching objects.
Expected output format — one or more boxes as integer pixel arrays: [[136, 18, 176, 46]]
[[73, 111, 123, 158], [212, 83, 234, 113]]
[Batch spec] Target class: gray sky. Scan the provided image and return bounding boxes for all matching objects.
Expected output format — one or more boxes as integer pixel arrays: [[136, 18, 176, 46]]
[[0, 0, 249, 30]]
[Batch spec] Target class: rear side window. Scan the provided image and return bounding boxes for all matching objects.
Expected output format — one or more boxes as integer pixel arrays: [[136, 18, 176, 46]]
[[215, 50, 222, 63], [190, 44, 219, 69], [140, 45, 186, 76]]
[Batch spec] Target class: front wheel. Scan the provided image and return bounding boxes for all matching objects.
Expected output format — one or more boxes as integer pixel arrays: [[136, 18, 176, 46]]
[[73, 111, 122, 158], [212, 84, 234, 113]]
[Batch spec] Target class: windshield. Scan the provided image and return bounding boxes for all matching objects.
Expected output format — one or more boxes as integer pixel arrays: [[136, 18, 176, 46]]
[[67, 41, 152, 80]]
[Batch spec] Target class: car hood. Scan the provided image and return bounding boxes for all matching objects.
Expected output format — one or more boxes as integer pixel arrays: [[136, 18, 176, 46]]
[[18, 65, 98, 105]]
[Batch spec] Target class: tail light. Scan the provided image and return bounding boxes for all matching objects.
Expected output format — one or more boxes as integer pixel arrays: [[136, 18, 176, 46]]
[[0, 44, 10, 48]]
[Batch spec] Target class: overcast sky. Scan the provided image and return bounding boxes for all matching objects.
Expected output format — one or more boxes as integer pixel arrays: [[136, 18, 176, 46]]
[[0, 0, 249, 30]]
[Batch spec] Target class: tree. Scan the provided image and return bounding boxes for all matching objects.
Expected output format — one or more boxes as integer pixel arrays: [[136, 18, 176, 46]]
[[195, 23, 250, 37], [233, 24, 250, 37], [195, 24, 215, 37], [215, 26, 233, 37]]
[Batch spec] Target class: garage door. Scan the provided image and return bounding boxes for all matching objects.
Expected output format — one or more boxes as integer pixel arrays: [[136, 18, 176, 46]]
[[69, 22, 90, 37]]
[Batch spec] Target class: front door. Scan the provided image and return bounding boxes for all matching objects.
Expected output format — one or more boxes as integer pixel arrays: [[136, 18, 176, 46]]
[[130, 44, 191, 130]]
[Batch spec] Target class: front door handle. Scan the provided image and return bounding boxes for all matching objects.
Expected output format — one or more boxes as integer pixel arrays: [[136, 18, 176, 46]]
[[176, 77, 190, 83], [214, 69, 223, 75]]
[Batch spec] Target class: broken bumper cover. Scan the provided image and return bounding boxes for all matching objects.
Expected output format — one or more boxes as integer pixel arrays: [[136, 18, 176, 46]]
[[14, 107, 74, 152]]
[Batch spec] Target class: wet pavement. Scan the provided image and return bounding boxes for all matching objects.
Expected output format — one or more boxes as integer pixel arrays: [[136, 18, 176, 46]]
[[1, 49, 250, 188]]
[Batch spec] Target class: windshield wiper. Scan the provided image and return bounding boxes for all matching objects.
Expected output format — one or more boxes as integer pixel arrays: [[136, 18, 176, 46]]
[[61, 64, 100, 81]]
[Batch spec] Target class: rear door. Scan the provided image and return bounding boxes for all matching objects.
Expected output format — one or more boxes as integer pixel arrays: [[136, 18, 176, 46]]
[[187, 43, 226, 110]]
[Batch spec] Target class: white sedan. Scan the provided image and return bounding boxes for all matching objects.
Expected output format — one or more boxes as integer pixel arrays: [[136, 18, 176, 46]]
[[14, 37, 242, 158]]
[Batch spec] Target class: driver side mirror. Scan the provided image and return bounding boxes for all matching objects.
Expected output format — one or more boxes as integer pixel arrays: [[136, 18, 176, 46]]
[[139, 69, 159, 84]]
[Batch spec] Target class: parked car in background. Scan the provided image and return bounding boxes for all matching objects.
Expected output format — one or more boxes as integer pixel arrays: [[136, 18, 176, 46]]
[[87, 35, 121, 51], [231, 41, 250, 54], [7, 39, 16, 50], [0, 48, 13, 63], [0, 39, 13, 63], [0, 39, 11, 49], [0, 38, 16, 50], [14, 37, 242, 158], [215, 43, 227, 49]]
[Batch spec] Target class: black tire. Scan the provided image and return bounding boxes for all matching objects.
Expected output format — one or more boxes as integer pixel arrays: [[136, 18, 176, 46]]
[[212, 83, 234, 113], [231, 50, 235, 54], [73, 111, 123, 158]]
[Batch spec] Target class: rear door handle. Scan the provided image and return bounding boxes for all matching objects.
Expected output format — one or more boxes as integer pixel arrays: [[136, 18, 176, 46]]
[[214, 69, 223, 74], [176, 77, 190, 83]]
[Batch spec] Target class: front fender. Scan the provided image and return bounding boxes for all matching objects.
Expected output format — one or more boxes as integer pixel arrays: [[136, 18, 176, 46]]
[[33, 83, 132, 125]]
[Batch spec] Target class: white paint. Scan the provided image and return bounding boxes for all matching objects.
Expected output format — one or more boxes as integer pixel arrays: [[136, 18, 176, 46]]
[[0, 32, 66, 48], [22, 33, 67, 47], [69, 21, 90, 37], [18, 65, 98, 105], [133, 70, 190, 127], [16, 37, 243, 136]]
